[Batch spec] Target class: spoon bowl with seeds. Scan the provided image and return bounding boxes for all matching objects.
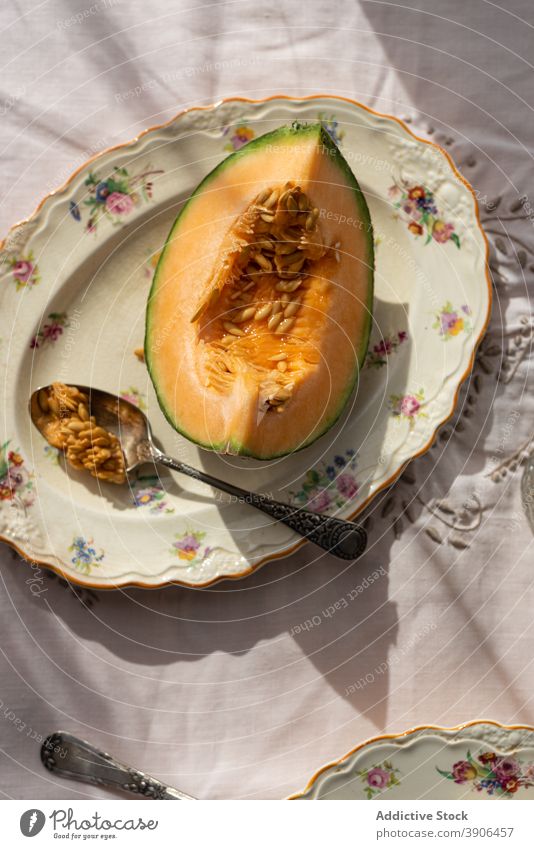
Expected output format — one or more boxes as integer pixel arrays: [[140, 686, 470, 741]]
[[30, 382, 367, 562]]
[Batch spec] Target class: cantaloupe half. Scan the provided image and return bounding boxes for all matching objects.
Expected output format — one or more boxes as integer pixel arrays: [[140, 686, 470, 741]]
[[145, 123, 374, 459]]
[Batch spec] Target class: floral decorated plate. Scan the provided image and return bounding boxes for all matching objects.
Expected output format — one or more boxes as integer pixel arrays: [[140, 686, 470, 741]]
[[291, 721, 534, 799], [0, 95, 490, 588]]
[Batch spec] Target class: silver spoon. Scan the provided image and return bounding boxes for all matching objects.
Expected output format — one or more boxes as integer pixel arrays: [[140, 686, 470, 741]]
[[30, 384, 367, 560], [41, 731, 194, 799]]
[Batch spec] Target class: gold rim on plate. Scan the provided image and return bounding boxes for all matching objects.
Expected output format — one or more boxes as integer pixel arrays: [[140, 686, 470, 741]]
[[0, 94, 492, 589]]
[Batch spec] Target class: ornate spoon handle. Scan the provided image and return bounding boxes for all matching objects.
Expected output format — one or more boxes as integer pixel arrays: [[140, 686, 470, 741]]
[[42, 732, 194, 800], [156, 454, 367, 561]]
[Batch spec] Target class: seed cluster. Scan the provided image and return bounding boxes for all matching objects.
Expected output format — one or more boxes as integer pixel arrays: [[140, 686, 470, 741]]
[[203, 182, 327, 413], [36, 383, 126, 484], [220, 181, 325, 341]]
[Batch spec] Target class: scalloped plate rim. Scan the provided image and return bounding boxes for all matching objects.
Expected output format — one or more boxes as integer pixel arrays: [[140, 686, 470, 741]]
[[0, 93, 492, 589]]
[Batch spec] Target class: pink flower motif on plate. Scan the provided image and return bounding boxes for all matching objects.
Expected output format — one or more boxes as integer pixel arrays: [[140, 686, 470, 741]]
[[451, 760, 478, 783], [13, 260, 33, 282], [30, 312, 69, 349], [366, 330, 407, 368], [120, 387, 146, 411], [289, 449, 359, 514], [358, 760, 401, 799], [106, 191, 135, 216], [0, 442, 34, 506], [336, 473, 359, 500], [432, 220, 455, 243], [389, 178, 460, 247], [437, 750, 534, 797], [493, 758, 521, 783], [7, 251, 40, 290], [389, 389, 427, 427], [367, 767, 390, 789], [80, 164, 163, 233], [307, 489, 332, 513], [400, 395, 420, 416]]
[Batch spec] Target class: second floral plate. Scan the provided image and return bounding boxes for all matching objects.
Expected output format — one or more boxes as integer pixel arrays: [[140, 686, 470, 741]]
[[292, 721, 534, 800], [0, 95, 490, 588]]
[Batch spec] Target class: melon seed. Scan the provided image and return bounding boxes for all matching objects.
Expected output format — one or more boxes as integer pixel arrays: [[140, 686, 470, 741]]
[[271, 300, 283, 315], [284, 300, 300, 317], [276, 249, 301, 267], [254, 252, 272, 272], [256, 187, 272, 205], [223, 321, 245, 337], [269, 352, 288, 362], [279, 227, 300, 242], [287, 195, 299, 214], [279, 188, 292, 209], [267, 313, 283, 331], [306, 208, 319, 231], [38, 389, 50, 412], [255, 220, 271, 234], [264, 188, 280, 209], [269, 387, 291, 402], [276, 278, 302, 293], [275, 242, 297, 255], [254, 303, 271, 321], [238, 306, 256, 321], [78, 403, 89, 421], [277, 361, 287, 372], [275, 317, 295, 335], [256, 239, 274, 251], [287, 256, 305, 273], [67, 420, 86, 432]]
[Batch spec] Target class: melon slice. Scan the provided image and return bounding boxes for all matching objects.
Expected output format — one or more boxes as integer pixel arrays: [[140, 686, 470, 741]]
[[145, 123, 374, 459]]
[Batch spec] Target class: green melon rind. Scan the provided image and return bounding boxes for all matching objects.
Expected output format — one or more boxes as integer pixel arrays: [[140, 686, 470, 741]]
[[145, 122, 374, 458]]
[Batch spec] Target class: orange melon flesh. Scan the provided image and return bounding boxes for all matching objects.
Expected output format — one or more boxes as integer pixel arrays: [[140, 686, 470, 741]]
[[145, 124, 374, 459]]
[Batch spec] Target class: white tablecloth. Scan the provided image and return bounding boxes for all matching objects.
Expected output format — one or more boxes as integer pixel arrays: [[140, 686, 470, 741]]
[[1, 0, 533, 800]]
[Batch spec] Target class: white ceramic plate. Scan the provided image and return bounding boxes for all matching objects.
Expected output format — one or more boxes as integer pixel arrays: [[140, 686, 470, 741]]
[[0, 95, 490, 588], [292, 721, 534, 799]]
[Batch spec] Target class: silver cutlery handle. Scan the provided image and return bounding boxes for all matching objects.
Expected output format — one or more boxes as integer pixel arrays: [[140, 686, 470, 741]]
[[156, 454, 367, 560], [41, 732, 194, 800]]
